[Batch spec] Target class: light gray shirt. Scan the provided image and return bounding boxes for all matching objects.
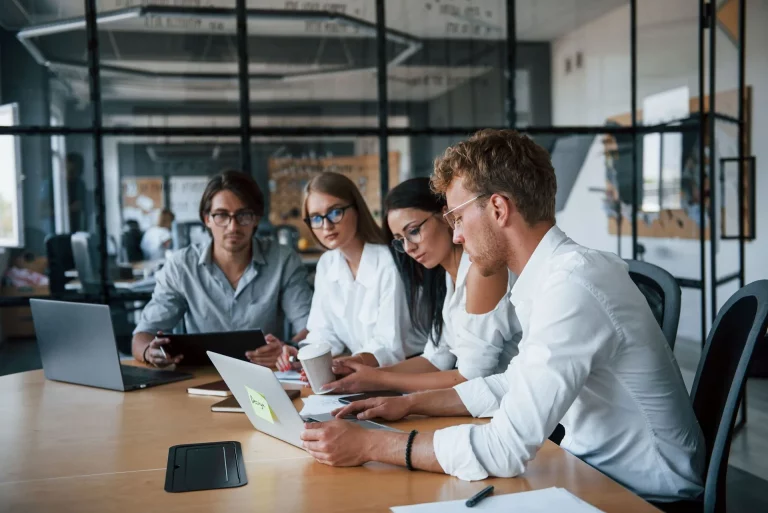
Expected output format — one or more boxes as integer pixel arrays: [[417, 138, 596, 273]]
[[134, 237, 312, 337]]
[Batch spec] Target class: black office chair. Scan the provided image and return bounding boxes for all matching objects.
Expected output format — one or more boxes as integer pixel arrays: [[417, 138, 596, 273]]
[[625, 259, 682, 349], [654, 280, 768, 513], [120, 221, 144, 263], [45, 233, 75, 297]]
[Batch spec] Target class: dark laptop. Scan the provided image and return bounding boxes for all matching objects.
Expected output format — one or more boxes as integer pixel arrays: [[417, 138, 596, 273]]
[[30, 299, 192, 391]]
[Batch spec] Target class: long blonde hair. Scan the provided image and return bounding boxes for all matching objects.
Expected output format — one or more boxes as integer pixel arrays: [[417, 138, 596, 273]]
[[302, 172, 387, 248]]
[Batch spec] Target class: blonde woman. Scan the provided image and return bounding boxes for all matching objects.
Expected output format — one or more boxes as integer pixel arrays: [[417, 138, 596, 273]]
[[275, 172, 423, 373]]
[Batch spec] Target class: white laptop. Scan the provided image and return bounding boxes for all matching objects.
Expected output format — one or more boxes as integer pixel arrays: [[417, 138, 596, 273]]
[[207, 352, 397, 449]]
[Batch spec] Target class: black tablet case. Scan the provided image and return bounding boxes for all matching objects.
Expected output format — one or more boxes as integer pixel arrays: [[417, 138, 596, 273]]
[[164, 441, 248, 493], [166, 330, 266, 366]]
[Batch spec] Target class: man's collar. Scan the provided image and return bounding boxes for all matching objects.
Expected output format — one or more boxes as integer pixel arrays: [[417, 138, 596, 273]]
[[509, 225, 567, 306], [197, 237, 267, 267]]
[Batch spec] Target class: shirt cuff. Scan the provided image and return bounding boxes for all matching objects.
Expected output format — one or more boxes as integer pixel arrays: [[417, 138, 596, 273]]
[[291, 314, 310, 334], [433, 424, 489, 481], [133, 323, 163, 336], [454, 379, 501, 418], [360, 345, 400, 367], [424, 346, 457, 371]]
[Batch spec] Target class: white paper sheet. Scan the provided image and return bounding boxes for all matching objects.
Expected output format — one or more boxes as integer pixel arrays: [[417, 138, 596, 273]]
[[299, 394, 348, 416], [390, 487, 605, 513], [274, 370, 303, 383]]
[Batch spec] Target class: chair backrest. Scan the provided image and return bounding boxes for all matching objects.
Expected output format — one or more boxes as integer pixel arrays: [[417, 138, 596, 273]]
[[121, 227, 144, 263], [45, 233, 75, 296], [71, 232, 103, 294], [625, 259, 681, 349], [171, 221, 209, 250], [274, 224, 300, 250], [691, 280, 768, 513]]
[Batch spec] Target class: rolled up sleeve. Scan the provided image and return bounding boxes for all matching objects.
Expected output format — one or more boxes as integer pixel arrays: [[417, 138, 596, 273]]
[[358, 270, 411, 367], [279, 249, 313, 333], [433, 424, 489, 481], [452, 296, 520, 380], [434, 280, 615, 481], [303, 259, 348, 356], [134, 257, 187, 335], [423, 339, 457, 371]]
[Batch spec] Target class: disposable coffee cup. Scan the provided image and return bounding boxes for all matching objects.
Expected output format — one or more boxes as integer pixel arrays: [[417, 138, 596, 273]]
[[297, 343, 335, 394]]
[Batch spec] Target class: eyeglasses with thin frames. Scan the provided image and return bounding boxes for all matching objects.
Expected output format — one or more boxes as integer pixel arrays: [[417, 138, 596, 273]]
[[209, 210, 257, 227], [443, 194, 485, 229], [391, 216, 432, 253]]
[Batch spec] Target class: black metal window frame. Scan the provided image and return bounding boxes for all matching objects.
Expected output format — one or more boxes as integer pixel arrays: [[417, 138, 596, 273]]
[[0, 0, 752, 352]]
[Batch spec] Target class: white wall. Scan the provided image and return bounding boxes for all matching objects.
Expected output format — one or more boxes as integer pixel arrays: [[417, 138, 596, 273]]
[[553, 0, 768, 341]]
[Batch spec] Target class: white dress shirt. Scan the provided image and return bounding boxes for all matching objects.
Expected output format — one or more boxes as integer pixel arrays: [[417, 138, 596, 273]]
[[140, 226, 172, 261], [433, 226, 705, 502], [302, 243, 423, 367], [422, 251, 522, 380]]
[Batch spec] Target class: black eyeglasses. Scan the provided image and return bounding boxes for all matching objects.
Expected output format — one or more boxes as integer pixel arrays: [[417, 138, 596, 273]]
[[304, 205, 353, 229], [209, 211, 257, 227], [391, 216, 431, 253]]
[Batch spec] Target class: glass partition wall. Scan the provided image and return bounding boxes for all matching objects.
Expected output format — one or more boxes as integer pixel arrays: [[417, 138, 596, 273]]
[[0, 0, 752, 351]]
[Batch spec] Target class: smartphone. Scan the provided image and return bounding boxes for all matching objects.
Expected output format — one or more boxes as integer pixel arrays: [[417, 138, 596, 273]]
[[338, 391, 403, 404]]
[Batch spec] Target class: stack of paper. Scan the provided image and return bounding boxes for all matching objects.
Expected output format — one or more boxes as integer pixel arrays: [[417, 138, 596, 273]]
[[390, 487, 605, 513], [299, 394, 348, 416]]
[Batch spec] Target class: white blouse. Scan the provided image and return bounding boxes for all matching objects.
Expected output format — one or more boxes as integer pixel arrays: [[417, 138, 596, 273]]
[[422, 251, 522, 380], [302, 243, 423, 367]]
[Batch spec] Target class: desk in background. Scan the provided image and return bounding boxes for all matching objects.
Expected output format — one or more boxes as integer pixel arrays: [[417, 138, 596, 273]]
[[0, 366, 660, 513]]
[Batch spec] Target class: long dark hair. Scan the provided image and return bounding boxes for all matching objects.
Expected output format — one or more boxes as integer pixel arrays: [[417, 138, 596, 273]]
[[383, 178, 452, 347]]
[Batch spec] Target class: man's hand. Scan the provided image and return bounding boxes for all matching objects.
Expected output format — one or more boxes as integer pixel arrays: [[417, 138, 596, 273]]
[[320, 360, 384, 394], [300, 419, 374, 467], [332, 396, 412, 421], [246, 334, 284, 367], [145, 331, 183, 368]]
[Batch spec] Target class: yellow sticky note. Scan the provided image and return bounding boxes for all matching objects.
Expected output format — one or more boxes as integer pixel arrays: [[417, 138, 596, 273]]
[[245, 386, 274, 424]]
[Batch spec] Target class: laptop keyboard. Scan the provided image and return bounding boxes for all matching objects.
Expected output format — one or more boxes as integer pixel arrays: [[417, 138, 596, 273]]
[[120, 365, 173, 385]]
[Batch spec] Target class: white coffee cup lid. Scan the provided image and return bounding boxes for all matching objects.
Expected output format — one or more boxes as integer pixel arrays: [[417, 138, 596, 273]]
[[297, 342, 332, 361]]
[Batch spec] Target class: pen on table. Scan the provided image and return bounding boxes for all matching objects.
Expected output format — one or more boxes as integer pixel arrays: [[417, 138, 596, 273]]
[[465, 485, 494, 508]]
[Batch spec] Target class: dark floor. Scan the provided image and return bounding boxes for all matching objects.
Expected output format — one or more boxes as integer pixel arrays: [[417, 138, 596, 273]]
[[1, 337, 767, 512]]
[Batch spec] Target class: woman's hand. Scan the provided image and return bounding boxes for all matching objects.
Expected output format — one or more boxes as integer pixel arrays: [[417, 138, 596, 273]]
[[276, 344, 301, 372]]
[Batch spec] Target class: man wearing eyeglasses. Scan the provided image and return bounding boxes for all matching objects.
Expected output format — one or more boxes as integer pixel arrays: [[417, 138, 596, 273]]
[[132, 170, 313, 368]]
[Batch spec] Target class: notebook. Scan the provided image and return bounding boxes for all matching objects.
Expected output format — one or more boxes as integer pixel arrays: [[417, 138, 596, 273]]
[[187, 380, 232, 397], [211, 390, 300, 413]]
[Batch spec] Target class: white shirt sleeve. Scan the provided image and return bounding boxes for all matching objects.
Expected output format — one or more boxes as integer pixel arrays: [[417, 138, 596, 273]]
[[302, 258, 348, 357], [451, 297, 520, 380], [356, 268, 411, 367], [422, 337, 457, 371], [433, 278, 616, 481]]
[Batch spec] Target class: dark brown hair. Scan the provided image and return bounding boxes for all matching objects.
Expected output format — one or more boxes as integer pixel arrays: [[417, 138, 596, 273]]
[[431, 129, 557, 225], [199, 170, 265, 223], [302, 172, 386, 248]]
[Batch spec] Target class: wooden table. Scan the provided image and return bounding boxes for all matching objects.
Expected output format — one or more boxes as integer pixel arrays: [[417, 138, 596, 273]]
[[0, 367, 659, 513]]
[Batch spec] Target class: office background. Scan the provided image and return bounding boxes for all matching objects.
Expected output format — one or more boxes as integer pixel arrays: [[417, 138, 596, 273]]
[[0, 1, 765, 508]]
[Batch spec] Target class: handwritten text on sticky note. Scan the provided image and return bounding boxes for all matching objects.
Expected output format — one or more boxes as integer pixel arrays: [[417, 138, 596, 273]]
[[245, 386, 274, 424]]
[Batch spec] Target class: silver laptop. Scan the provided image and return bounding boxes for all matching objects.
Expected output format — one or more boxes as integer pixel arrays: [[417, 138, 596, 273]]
[[30, 299, 192, 391], [208, 351, 397, 449]]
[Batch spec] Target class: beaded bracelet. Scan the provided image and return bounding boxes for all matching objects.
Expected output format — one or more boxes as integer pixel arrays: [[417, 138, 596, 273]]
[[405, 429, 418, 471]]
